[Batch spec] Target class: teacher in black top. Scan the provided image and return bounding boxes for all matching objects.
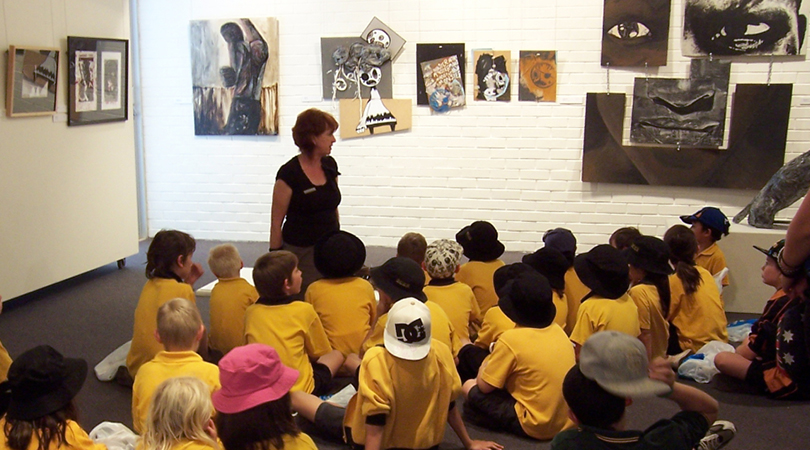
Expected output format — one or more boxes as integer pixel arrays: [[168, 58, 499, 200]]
[[270, 108, 341, 294]]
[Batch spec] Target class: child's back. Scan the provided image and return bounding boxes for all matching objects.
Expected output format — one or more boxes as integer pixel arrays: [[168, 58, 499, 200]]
[[209, 277, 258, 355], [306, 277, 376, 355], [423, 239, 481, 343], [668, 266, 728, 352], [455, 221, 507, 314]]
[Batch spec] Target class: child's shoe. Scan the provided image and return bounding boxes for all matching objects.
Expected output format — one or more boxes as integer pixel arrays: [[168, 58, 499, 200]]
[[697, 420, 736, 450]]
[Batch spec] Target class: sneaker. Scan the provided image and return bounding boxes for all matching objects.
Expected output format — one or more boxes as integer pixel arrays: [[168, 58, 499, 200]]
[[697, 420, 736, 450]]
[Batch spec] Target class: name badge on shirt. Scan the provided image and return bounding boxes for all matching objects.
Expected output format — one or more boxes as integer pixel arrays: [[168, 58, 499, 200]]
[[303, 187, 316, 194]]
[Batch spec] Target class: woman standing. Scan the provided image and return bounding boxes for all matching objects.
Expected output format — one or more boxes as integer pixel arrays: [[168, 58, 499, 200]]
[[270, 109, 340, 295]]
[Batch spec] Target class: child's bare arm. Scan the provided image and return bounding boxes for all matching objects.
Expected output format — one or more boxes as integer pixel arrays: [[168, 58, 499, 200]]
[[649, 357, 719, 424], [364, 424, 384, 450], [447, 405, 503, 450]]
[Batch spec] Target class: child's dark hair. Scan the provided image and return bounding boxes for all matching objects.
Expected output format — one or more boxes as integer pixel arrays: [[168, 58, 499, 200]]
[[3, 402, 78, 450], [215, 393, 299, 450], [146, 230, 196, 279], [397, 232, 428, 264], [609, 227, 641, 251], [562, 366, 625, 430], [638, 272, 672, 317], [664, 225, 702, 295], [707, 226, 723, 242], [253, 251, 298, 299]]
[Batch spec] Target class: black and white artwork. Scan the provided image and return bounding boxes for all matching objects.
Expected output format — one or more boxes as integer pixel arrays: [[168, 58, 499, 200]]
[[321, 37, 393, 100], [683, 0, 809, 56], [361, 17, 406, 61], [602, 0, 671, 66], [101, 51, 121, 110], [630, 59, 730, 148]]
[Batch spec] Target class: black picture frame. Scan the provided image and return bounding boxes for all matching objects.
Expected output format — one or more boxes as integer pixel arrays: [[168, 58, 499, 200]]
[[67, 36, 128, 126]]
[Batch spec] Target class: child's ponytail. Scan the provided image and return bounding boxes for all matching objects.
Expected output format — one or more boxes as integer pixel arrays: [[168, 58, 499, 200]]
[[145, 230, 196, 279], [663, 225, 703, 296]]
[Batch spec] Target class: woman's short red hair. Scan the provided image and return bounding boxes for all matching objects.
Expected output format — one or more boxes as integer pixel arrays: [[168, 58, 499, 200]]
[[292, 109, 338, 154]]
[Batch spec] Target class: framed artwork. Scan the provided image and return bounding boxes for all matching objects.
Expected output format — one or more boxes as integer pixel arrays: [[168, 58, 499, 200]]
[[190, 18, 279, 135], [519, 51, 556, 102], [67, 37, 128, 126], [421, 55, 465, 112], [416, 43, 465, 105], [5, 46, 59, 117]]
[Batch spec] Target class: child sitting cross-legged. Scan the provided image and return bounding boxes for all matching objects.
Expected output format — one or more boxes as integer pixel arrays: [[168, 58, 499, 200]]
[[542, 228, 589, 335], [455, 221, 506, 315], [522, 247, 570, 330], [139, 377, 219, 450], [132, 298, 220, 434]]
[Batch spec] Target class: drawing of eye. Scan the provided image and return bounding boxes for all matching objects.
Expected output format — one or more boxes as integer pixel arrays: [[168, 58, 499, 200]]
[[607, 21, 652, 40]]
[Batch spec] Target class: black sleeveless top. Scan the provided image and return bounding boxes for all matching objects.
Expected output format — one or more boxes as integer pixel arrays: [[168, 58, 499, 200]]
[[276, 155, 341, 246]]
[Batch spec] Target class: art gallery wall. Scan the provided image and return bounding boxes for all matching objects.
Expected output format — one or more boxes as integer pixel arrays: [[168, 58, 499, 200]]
[[136, 0, 810, 251], [0, 0, 139, 300]]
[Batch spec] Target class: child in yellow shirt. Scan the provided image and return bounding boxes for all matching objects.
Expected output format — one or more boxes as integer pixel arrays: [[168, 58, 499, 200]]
[[207, 244, 258, 360], [626, 236, 674, 361], [132, 298, 220, 434], [139, 377, 219, 450], [542, 228, 589, 335], [455, 221, 506, 314], [522, 247, 570, 330], [680, 207, 731, 288], [397, 232, 430, 284]]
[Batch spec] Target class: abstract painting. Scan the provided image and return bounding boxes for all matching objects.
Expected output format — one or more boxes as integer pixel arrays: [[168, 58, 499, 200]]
[[519, 51, 556, 102], [321, 37, 393, 100], [602, 0, 671, 66], [75, 50, 97, 112], [416, 43, 465, 105], [421, 55, 465, 112], [582, 84, 791, 189], [473, 50, 511, 101], [361, 17, 406, 61], [102, 51, 122, 110], [67, 37, 128, 125], [339, 96, 411, 139], [683, 0, 809, 56], [630, 59, 730, 147], [5, 46, 59, 117], [190, 18, 279, 135]]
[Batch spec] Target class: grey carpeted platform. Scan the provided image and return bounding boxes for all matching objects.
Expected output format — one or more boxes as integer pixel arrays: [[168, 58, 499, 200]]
[[0, 239, 806, 449]]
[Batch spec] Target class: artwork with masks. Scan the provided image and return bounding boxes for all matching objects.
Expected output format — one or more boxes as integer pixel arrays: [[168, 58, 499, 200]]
[[473, 50, 511, 102], [630, 59, 730, 148], [321, 37, 393, 101], [683, 0, 809, 56], [190, 18, 279, 135], [416, 43, 465, 106], [519, 51, 557, 102], [361, 17, 406, 61], [602, 0, 671, 66]]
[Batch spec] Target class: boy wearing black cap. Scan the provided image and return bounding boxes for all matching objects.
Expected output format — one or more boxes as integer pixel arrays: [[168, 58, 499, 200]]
[[306, 230, 377, 356], [455, 221, 506, 315], [680, 207, 730, 288], [543, 228, 590, 335], [361, 257, 461, 358], [462, 271, 576, 440]]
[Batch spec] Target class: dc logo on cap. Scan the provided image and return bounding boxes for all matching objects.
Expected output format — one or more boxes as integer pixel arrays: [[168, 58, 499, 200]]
[[395, 319, 426, 343]]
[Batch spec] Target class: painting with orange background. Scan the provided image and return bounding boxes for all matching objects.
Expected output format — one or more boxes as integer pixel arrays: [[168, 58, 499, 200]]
[[518, 51, 556, 102]]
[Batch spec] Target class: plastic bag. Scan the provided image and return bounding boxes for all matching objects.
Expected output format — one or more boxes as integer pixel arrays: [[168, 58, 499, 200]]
[[89, 422, 138, 450], [94, 341, 131, 381], [677, 340, 735, 383], [727, 319, 756, 344]]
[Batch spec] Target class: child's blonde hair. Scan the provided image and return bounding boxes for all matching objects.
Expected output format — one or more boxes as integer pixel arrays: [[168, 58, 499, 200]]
[[157, 298, 202, 350], [208, 244, 242, 279], [141, 377, 219, 450]]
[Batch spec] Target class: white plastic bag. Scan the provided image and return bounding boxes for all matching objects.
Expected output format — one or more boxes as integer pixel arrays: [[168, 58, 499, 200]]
[[677, 340, 735, 383], [727, 319, 756, 345], [89, 422, 138, 450], [94, 341, 131, 381]]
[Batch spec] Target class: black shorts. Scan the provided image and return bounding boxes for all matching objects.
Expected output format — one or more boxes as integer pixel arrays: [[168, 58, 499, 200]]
[[456, 344, 489, 382], [463, 386, 530, 438], [745, 359, 768, 392], [312, 361, 333, 397]]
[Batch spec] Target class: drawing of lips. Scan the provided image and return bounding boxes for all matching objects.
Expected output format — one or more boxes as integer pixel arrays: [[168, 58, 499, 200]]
[[638, 118, 719, 133]]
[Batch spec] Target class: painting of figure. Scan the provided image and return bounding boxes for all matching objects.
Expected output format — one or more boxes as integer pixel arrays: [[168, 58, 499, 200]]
[[474, 50, 510, 101], [519, 51, 556, 102], [190, 18, 279, 135], [602, 0, 671, 66], [416, 43, 465, 105], [683, 0, 808, 56], [75, 51, 97, 112]]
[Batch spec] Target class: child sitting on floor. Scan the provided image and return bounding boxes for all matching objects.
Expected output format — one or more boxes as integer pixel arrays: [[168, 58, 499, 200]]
[[626, 236, 674, 360], [207, 244, 258, 361], [455, 221, 506, 315], [523, 247, 570, 330], [543, 228, 589, 335], [680, 207, 730, 289], [139, 377, 219, 450], [397, 232, 430, 284]]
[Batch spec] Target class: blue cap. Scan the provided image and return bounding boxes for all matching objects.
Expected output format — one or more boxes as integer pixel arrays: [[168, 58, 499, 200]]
[[680, 207, 730, 236]]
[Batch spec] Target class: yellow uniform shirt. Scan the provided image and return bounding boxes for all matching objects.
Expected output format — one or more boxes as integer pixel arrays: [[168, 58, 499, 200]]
[[0, 340, 12, 382], [362, 301, 461, 357], [480, 326, 575, 440], [696, 242, 729, 287], [0, 419, 105, 450], [668, 267, 729, 353], [569, 293, 640, 346], [552, 291, 569, 331], [209, 277, 259, 355], [474, 306, 515, 349], [305, 277, 377, 355], [126, 277, 195, 377], [244, 301, 332, 393], [424, 281, 481, 343], [456, 260, 505, 315], [629, 284, 669, 360], [132, 351, 220, 434], [563, 267, 590, 335], [347, 341, 460, 449]]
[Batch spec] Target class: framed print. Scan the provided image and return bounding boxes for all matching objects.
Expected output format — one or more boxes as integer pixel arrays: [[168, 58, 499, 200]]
[[67, 36, 128, 125], [5, 46, 59, 117]]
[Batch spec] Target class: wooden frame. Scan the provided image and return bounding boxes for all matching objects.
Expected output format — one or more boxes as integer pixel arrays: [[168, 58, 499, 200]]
[[67, 36, 128, 126], [5, 46, 60, 117]]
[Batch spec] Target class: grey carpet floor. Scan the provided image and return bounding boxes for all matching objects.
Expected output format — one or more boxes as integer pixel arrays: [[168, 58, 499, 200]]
[[0, 239, 806, 449]]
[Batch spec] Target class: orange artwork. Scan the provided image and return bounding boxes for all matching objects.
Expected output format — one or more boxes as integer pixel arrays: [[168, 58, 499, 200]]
[[519, 51, 556, 102]]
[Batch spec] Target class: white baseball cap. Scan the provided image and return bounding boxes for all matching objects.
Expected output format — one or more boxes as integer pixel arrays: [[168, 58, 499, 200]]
[[384, 298, 432, 360]]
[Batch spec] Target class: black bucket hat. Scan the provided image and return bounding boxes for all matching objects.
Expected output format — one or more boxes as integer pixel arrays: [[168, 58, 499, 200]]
[[493, 263, 536, 297], [1, 345, 87, 421], [574, 245, 630, 299], [314, 230, 367, 278], [625, 236, 673, 276], [370, 257, 427, 302], [499, 271, 556, 329], [455, 221, 505, 262], [522, 247, 568, 291]]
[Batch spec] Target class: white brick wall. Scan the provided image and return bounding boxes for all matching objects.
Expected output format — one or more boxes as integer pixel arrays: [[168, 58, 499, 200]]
[[136, 0, 810, 252]]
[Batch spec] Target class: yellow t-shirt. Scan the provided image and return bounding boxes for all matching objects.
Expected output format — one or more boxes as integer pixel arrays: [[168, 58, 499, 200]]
[[0, 419, 106, 450], [480, 326, 575, 440], [696, 242, 729, 287], [629, 283, 669, 360], [474, 306, 515, 349], [126, 277, 195, 377], [305, 277, 377, 355], [347, 341, 460, 449], [456, 260, 506, 315], [668, 267, 729, 353], [244, 301, 332, 393], [563, 267, 590, 335], [552, 291, 569, 331], [569, 293, 640, 346], [0, 340, 12, 382], [209, 277, 259, 355], [424, 281, 481, 343], [362, 301, 461, 357], [132, 351, 220, 434]]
